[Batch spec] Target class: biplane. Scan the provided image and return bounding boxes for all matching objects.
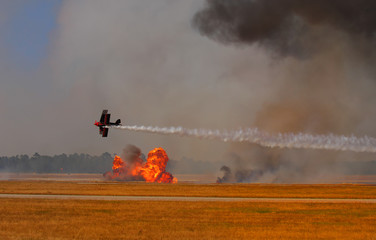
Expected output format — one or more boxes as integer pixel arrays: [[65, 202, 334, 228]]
[[94, 110, 121, 137]]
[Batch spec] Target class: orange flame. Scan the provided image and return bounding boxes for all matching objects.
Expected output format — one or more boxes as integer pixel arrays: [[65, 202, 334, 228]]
[[112, 155, 125, 177], [105, 147, 177, 183]]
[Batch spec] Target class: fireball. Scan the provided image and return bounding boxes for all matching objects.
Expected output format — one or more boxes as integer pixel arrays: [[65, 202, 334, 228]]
[[107, 147, 177, 183]]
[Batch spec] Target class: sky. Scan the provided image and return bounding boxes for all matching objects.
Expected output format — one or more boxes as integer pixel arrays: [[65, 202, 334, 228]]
[[2, 0, 60, 69], [1, 1, 376, 183], [1, 1, 61, 153]]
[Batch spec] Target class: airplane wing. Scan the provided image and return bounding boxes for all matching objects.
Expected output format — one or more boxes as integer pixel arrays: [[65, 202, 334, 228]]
[[100, 110, 108, 123], [102, 128, 109, 137]]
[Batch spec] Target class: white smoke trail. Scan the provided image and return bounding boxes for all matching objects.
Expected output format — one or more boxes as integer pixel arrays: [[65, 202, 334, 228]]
[[110, 125, 376, 153]]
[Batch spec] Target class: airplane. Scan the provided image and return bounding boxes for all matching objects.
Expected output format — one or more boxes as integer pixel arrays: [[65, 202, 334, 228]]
[[94, 110, 121, 137]]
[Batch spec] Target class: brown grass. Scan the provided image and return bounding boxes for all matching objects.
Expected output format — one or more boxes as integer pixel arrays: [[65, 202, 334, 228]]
[[0, 198, 375, 240], [0, 181, 375, 199]]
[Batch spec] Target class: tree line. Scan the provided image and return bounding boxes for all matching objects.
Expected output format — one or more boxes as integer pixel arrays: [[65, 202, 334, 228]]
[[2, 152, 373, 175], [0, 153, 221, 174], [0, 152, 113, 173]]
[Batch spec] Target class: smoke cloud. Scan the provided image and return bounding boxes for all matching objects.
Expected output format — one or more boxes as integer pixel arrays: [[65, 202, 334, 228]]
[[193, 0, 376, 183], [193, 0, 376, 58], [44, 0, 273, 163], [121, 144, 144, 168]]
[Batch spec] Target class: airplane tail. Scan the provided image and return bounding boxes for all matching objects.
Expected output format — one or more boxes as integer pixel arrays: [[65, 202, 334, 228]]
[[115, 119, 121, 125]]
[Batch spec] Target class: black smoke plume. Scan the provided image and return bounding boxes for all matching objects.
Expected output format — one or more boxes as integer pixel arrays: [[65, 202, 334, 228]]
[[121, 144, 145, 168], [193, 0, 376, 57], [216, 165, 264, 183], [216, 166, 233, 183]]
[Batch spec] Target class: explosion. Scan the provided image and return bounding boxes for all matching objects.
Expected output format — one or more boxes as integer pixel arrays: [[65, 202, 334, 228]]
[[104, 147, 177, 183]]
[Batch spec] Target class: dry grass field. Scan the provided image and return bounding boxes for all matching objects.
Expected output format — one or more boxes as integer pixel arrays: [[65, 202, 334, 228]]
[[0, 198, 375, 240], [0, 181, 375, 199], [0, 180, 375, 239]]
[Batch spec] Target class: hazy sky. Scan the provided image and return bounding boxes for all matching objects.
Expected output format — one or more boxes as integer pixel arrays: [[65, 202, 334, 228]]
[[1, 0, 270, 160], [2, 1, 60, 67], [1, 0, 61, 154]]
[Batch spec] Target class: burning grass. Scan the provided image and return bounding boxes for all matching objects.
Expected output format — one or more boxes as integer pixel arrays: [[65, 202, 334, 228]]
[[0, 181, 375, 199], [0, 198, 375, 239]]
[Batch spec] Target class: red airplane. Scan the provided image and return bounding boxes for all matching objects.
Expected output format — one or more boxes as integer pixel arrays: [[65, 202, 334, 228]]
[[94, 110, 121, 137]]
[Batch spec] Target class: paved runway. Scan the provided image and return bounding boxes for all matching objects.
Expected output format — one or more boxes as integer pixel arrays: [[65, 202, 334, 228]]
[[0, 194, 375, 203]]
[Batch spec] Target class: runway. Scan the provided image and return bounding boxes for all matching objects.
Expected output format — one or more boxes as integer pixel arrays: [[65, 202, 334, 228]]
[[1, 193, 375, 203]]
